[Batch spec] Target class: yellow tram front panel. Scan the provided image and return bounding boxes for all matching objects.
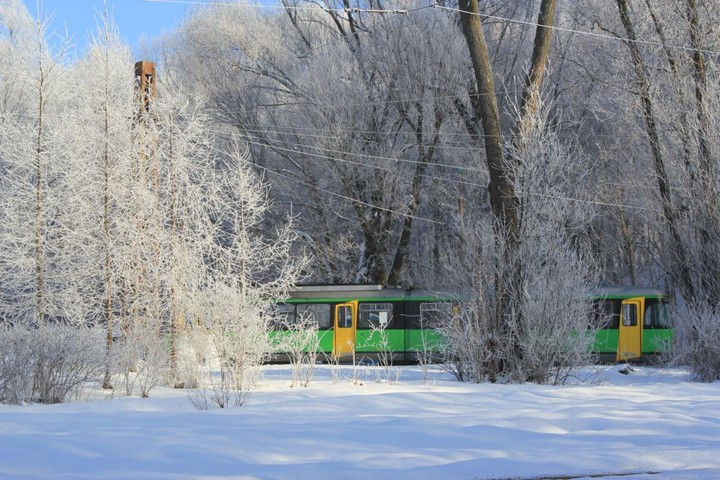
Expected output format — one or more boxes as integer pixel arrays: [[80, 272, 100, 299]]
[[333, 301, 358, 358], [617, 297, 644, 362]]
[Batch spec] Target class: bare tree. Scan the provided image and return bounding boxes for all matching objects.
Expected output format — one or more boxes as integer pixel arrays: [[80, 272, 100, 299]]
[[164, 2, 473, 286], [0, 325, 105, 404], [613, 0, 694, 300], [674, 301, 720, 382], [456, 0, 596, 381], [69, 6, 138, 389], [272, 309, 322, 388], [187, 143, 305, 408], [440, 99, 599, 384], [0, 2, 88, 329]]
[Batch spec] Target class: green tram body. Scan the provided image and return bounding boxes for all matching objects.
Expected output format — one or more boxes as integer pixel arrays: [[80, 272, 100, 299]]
[[270, 285, 447, 363], [270, 285, 672, 364], [592, 286, 672, 363]]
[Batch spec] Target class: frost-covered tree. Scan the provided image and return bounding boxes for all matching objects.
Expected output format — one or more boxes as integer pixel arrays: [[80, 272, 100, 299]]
[[163, 2, 475, 286], [673, 301, 720, 382], [0, 1, 70, 326], [502, 107, 599, 383], [0, 0, 35, 115], [439, 103, 599, 384], [187, 142, 306, 407], [0, 2, 305, 403], [0, 1, 110, 404], [448, 0, 602, 383], [66, 7, 137, 387]]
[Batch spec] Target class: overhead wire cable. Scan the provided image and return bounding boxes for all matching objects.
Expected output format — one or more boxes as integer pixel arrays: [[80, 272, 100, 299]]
[[234, 131, 484, 173], [525, 192, 661, 213], [214, 89, 512, 111], [143, 0, 407, 13], [206, 140, 448, 225], [255, 163, 446, 225], [432, 3, 720, 57], [212, 120, 720, 141], [146, 0, 720, 56], [207, 121, 696, 197], [210, 127, 668, 212], [208, 129, 490, 189], [236, 126, 492, 153]]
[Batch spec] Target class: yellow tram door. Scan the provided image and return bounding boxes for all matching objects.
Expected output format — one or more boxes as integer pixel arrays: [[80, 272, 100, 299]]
[[333, 301, 358, 358], [617, 297, 644, 362]]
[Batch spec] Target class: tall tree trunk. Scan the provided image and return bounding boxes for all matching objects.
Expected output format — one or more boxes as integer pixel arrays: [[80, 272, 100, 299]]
[[102, 49, 113, 390], [513, 0, 558, 144], [458, 0, 517, 237], [388, 101, 443, 286], [687, 0, 712, 185], [644, 0, 696, 192], [166, 114, 184, 388], [34, 28, 46, 327], [685, 0, 719, 303], [615, 0, 695, 300], [459, 0, 560, 380]]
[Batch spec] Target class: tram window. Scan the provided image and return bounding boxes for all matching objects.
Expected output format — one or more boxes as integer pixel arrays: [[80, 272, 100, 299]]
[[644, 303, 653, 327], [644, 302, 671, 329], [622, 303, 637, 327], [359, 303, 393, 329], [297, 303, 331, 329], [272, 303, 295, 329], [420, 302, 455, 329], [594, 300, 619, 329], [337, 306, 353, 328], [657, 303, 670, 328]]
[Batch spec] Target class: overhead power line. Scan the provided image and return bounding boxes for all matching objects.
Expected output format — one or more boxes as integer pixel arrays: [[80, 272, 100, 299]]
[[207, 141, 446, 225], [432, 4, 720, 57], [248, 160, 446, 225], [239, 133, 483, 173], [212, 131, 489, 189], [143, 0, 407, 14], [146, 0, 720, 56], [209, 128, 668, 214]]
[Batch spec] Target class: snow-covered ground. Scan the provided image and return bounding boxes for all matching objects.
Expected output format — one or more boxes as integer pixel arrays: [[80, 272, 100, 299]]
[[1, 365, 719, 480]]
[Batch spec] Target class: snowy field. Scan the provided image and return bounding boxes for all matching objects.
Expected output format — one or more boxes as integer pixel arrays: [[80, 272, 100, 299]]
[[1, 365, 719, 480]]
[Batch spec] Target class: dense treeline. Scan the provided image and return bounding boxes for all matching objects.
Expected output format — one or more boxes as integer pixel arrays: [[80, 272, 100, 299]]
[[0, 1, 303, 404], [154, 0, 719, 293], [156, 0, 720, 380], [2, 0, 720, 393]]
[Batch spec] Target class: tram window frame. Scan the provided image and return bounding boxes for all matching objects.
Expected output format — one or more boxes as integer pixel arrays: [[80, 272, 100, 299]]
[[337, 305, 353, 328], [644, 301, 671, 329], [622, 303, 637, 327], [358, 303, 394, 329], [594, 300, 620, 329], [272, 303, 296, 330], [419, 302, 455, 329], [296, 303, 332, 330]]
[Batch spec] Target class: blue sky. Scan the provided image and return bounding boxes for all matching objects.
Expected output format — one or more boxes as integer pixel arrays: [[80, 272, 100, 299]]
[[22, 0, 195, 55]]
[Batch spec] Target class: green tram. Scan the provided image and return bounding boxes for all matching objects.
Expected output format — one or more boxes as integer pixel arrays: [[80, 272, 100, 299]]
[[270, 285, 672, 364], [592, 286, 672, 363], [271, 285, 446, 363]]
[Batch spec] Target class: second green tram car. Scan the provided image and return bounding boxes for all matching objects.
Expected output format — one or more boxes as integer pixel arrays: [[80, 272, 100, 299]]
[[592, 286, 671, 363], [270, 285, 671, 364]]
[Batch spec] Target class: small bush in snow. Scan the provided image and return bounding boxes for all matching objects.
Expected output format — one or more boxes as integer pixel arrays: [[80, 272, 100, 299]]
[[272, 311, 321, 388], [673, 301, 720, 382], [113, 320, 171, 398], [0, 325, 105, 404]]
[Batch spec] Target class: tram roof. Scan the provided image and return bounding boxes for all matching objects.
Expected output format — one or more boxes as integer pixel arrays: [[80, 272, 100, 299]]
[[287, 284, 667, 302], [594, 286, 667, 299], [287, 284, 450, 302]]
